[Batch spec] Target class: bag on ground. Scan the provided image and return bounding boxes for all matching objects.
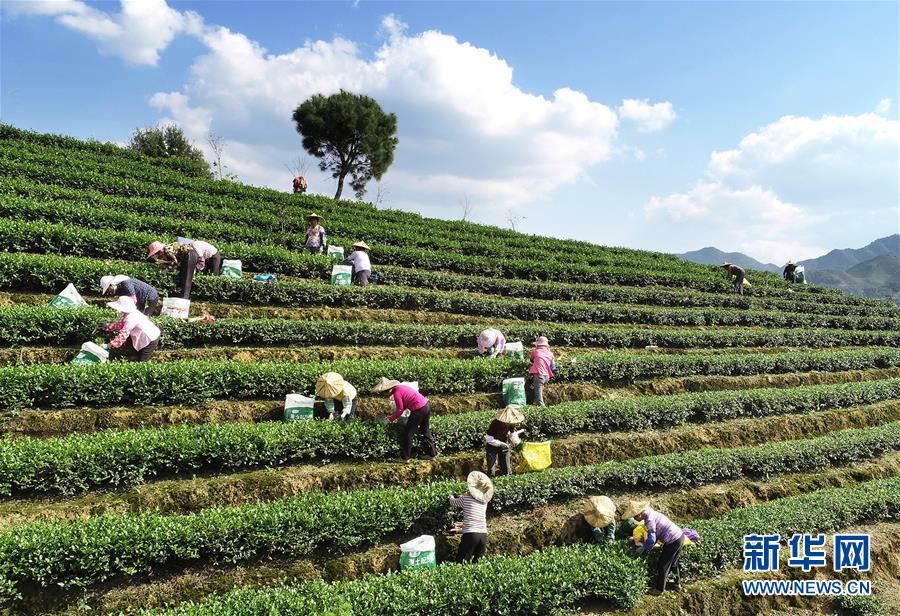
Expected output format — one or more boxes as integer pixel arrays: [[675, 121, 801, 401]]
[[284, 394, 316, 422], [519, 441, 552, 472], [221, 259, 243, 278], [327, 245, 345, 261], [331, 264, 353, 286], [71, 341, 109, 365], [795, 265, 806, 284], [505, 341, 524, 360], [399, 535, 436, 570], [48, 283, 87, 309], [502, 377, 527, 406], [160, 297, 191, 319]]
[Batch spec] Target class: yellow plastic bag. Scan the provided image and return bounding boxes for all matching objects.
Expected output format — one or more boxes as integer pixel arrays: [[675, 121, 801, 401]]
[[633, 522, 693, 549], [518, 441, 552, 472]]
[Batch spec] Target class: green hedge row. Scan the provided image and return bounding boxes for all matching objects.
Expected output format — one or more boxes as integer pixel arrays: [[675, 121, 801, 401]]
[[3, 250, 889, 331], [1, 348, 898, 410], [1, 424, 896, 600], [3, 304, 899, 350], [3, 379, 898, 495], [8, 191, 889, 315], [145, 476, 900, 616]]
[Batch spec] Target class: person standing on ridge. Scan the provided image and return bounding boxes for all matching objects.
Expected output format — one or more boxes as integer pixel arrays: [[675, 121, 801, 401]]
[[528, 336, 555, 406], [783, 261, 797, 283], [293, 175, 308, 194], [448, 471, 494, 563], [304, 213, 327, 254]]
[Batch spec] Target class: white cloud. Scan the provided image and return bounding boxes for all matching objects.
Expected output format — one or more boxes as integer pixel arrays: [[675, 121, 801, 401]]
[[877, 98, 892, 114], [617, 98, 677, 132], [4, 0, 202, 65], [646, 113, 900, 263], [147, 14, 624, 208]]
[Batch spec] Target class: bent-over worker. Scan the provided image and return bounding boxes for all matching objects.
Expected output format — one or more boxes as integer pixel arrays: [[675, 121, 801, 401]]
[[100, 275, 160, 316], [783, 261, 797, 283], [103, 296, 162, 362], [448, 471, 494, 563], [484, 405, 525, 478], [623, 500, 685, 595], [477, 328, 506, 358], [148, 239, 222, 299], [315, 372, 358, 421], [583, 495, 617, 544], [372, 378, 437, 459], [720, 263, 746, 296]]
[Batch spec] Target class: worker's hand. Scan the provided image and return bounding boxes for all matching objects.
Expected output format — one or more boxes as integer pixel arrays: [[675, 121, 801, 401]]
[[379, 417, 390, 426]]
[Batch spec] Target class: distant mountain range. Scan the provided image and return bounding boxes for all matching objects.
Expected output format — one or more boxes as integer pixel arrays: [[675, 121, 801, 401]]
[[676, 247, 781, 274], [678, 234, 900, 303]]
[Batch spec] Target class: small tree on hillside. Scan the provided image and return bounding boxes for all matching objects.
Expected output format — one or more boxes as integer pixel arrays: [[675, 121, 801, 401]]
[[207, 132, 239, 182], [292, 90, 398, 200], [128, 124, 210, 178]]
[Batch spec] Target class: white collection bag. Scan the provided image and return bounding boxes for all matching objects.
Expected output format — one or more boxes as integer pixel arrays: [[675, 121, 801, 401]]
[[399, 535, 436, 570], [221, 259, 243, 278], [505, 341, 524, 360], [331, 264, 353, 285], [71, 342, 109, 365], [327, 245, 345, 261], [48, 284, 87, 309], [502, 377, 527, 406], [160, 297, 191, 319], [284, 394, 315, 422]]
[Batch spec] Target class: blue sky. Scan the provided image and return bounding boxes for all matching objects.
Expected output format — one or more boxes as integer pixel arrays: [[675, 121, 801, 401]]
[[2, 1, 898, 263]]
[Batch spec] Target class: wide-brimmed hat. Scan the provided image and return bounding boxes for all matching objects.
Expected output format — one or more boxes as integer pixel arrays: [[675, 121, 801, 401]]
[[621, 500, 650, 520], [100, 275, 129, 294], [533, 336, 549, 347], [370, 377, 401, 393], [316, 372, 345, 398], [305, 213, 324, 223], [495, 405, 525, 424], [147, 241, 166, 258], [352, 241, 370, 251], [719, 262, 731, 268], [583, 495, 616, 528], [787, 260, 795, 265], [467, 471, 494, 504], [106, 296, 138, 314]]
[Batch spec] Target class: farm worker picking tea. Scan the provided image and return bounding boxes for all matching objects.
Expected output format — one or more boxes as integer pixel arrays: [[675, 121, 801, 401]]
[[100, 275, 160, 316], [103, 296, 161, 362], [148, 239, 222, 299], [783, 260, 797, 283], [346, 241, 372, 286], [622, 500, 686, 595], [483, 405, 525, 478], [304, 213, 327, 254], [583, 496, 617, 544], [315, 372, 358, 421], [448, 471, 494, 563], [720, 263, 746, 296], [528, 336, 556, 406], [371, 377, 437, 460], [477, 328, 506, 358]]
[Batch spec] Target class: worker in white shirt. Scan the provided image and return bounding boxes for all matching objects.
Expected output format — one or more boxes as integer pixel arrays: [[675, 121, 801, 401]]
[[347, 241, 372, 286]]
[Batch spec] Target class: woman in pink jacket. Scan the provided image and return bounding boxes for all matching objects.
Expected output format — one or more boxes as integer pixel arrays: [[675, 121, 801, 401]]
[[104, 296, 162, 362], [371, 378, 437, 459], [528, 336, 555, 406]]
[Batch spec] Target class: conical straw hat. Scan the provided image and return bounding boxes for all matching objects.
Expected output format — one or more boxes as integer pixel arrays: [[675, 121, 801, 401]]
[[583, 495, 616, 528], [316, 372, 345, 398]]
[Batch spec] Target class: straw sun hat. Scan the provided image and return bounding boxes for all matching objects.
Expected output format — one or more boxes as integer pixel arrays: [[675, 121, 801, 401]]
[[352, 241, 370, 251], [370, 377, 401, 393], [467, 471, 494, 504], [316, 372, 346, 399], [583, 496, 616, 528], [305, 213, 324, 222], [621, 500, 650, 521], [495, 405, 525, 424]]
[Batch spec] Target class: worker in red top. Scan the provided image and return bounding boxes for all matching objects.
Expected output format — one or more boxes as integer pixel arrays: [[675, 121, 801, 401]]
[[371, 377, 437, 459]]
